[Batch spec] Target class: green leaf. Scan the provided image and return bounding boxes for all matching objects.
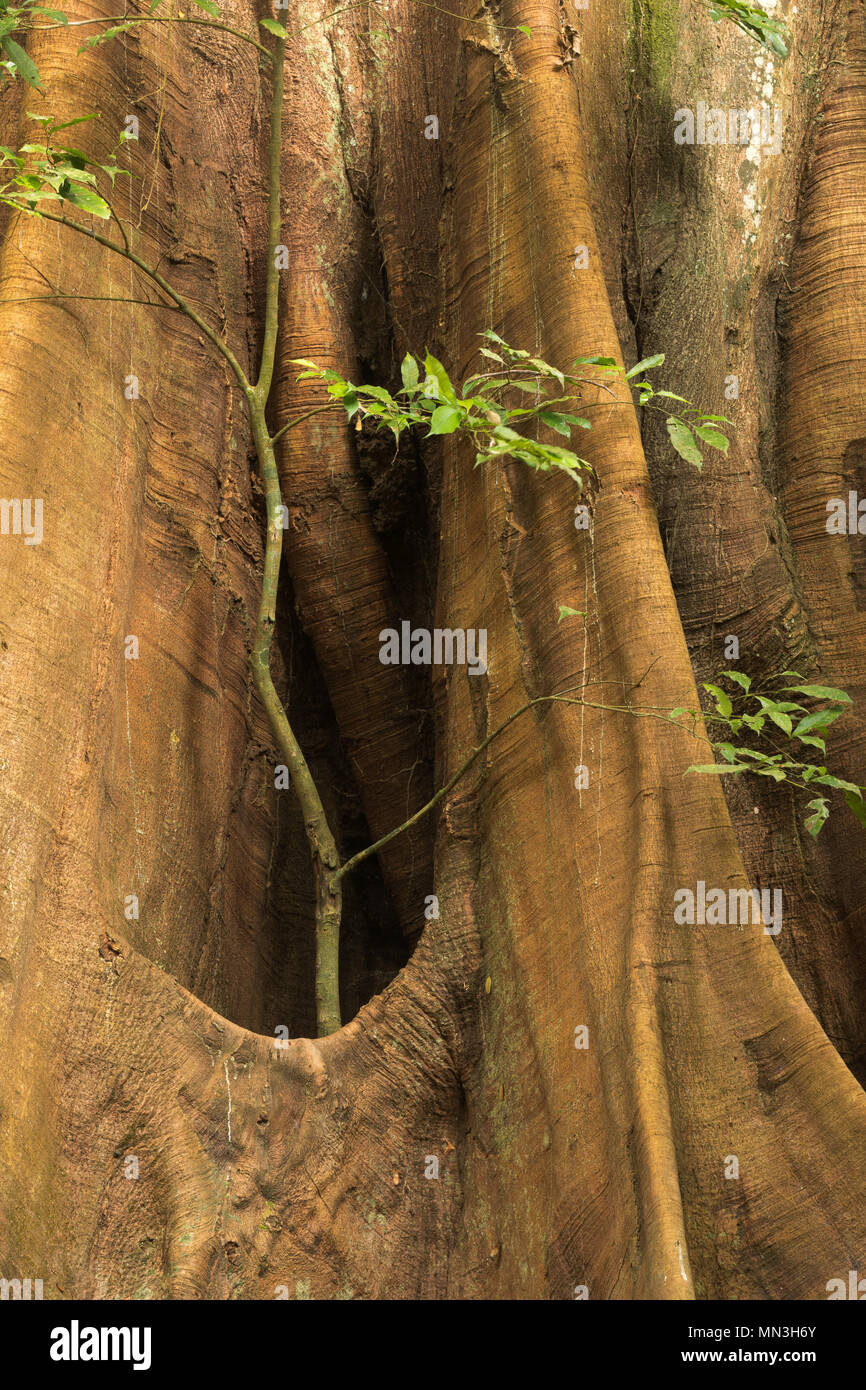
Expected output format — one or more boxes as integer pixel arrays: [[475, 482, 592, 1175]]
[[723, 670, 751, 692], [766, 708, 792, 735], [782, 684, 852, 703], [703, 682, 732, 718], [516, 24, 531, 36], [78, 22, 134, 51], [626, 353, 664, 379], [561, 413, 591, 429], [423, 351, 456, 404], [4, 187, 59, 207], [666, 417, 703, 468], [797, 735, 827, 753], [2, 37, 41, 88], [49, 114, 98, 131], [693, 423, 729, 452], [539, 411, 571, 437], [557, 605, 585, 623], [357, 384, 396, 407], [53, 164, 98, 185], [62, 182, 110, 217], [793, 707, 844, 737], [804, 798, 829, 837], [843, 789, 866, 831], [191, 0, 220, 14], [100, 163, 130, 185], [30, 8, 69, 21], [259, 17, 287, 36], [400, 353, 419, 391], [813, 774, 862, 795], [427, 405, 461, 435], [527, 356, 565, 387], [761, 700, 805, 712]]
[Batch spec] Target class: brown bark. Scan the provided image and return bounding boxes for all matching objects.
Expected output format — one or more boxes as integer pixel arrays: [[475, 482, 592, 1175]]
[[1, 0, 866, 1300]]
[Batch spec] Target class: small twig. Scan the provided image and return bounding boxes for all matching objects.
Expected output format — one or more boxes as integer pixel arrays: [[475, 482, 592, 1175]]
[[270, 403, 339, 447], [34, 15, 272, 60], [334, 687, 714, 886], [0, 292, 176, 308], [34, 209, 250, 390]]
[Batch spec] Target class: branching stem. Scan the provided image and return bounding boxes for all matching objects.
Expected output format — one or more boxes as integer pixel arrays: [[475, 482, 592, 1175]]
[[333, 689, 714, 887]]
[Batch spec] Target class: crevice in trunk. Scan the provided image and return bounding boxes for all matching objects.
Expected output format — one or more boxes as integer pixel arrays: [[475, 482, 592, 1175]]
[[196, 545, 418, 1039]]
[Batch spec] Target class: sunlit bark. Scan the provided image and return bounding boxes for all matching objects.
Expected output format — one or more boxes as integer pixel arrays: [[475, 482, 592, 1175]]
[[0, 0, 865, 1299]]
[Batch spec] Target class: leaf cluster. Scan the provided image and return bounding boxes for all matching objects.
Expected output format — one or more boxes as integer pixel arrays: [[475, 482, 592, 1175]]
[[673, 668, 865, 835], [707, 0, 789, 59], [0, 1, 67, 89], [292, 333, 730, 486], [0, 112, 132, 220], [619, 350, 731, 468]]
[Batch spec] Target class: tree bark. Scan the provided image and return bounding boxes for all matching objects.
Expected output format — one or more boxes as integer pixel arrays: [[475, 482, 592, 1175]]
[[1, 0, 865, 1299]]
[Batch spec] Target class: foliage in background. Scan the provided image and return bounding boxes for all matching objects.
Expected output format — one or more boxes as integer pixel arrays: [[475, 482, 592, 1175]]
[[0, 0, 65, 91], [0, 111, 130, 220], [707, 0, 790, 58], [674, 670, 866, 836], [293, 334, 730, 483]]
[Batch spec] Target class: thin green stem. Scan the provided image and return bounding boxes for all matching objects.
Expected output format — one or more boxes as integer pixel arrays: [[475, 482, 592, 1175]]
[[269, 402, 339, 447], [102, 190, 129, 253], [33, 210, 250, 390], [35, 15, 272, 60], [244, 31, 343, 1034], [254, 33, 286, 401], [0, 292, 176, 308], [247, 402, 342, 1037], [334, 689, 715, 887]]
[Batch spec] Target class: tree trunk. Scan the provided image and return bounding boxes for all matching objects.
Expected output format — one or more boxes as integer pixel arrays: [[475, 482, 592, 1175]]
[[1, 0, 865, 1299]]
